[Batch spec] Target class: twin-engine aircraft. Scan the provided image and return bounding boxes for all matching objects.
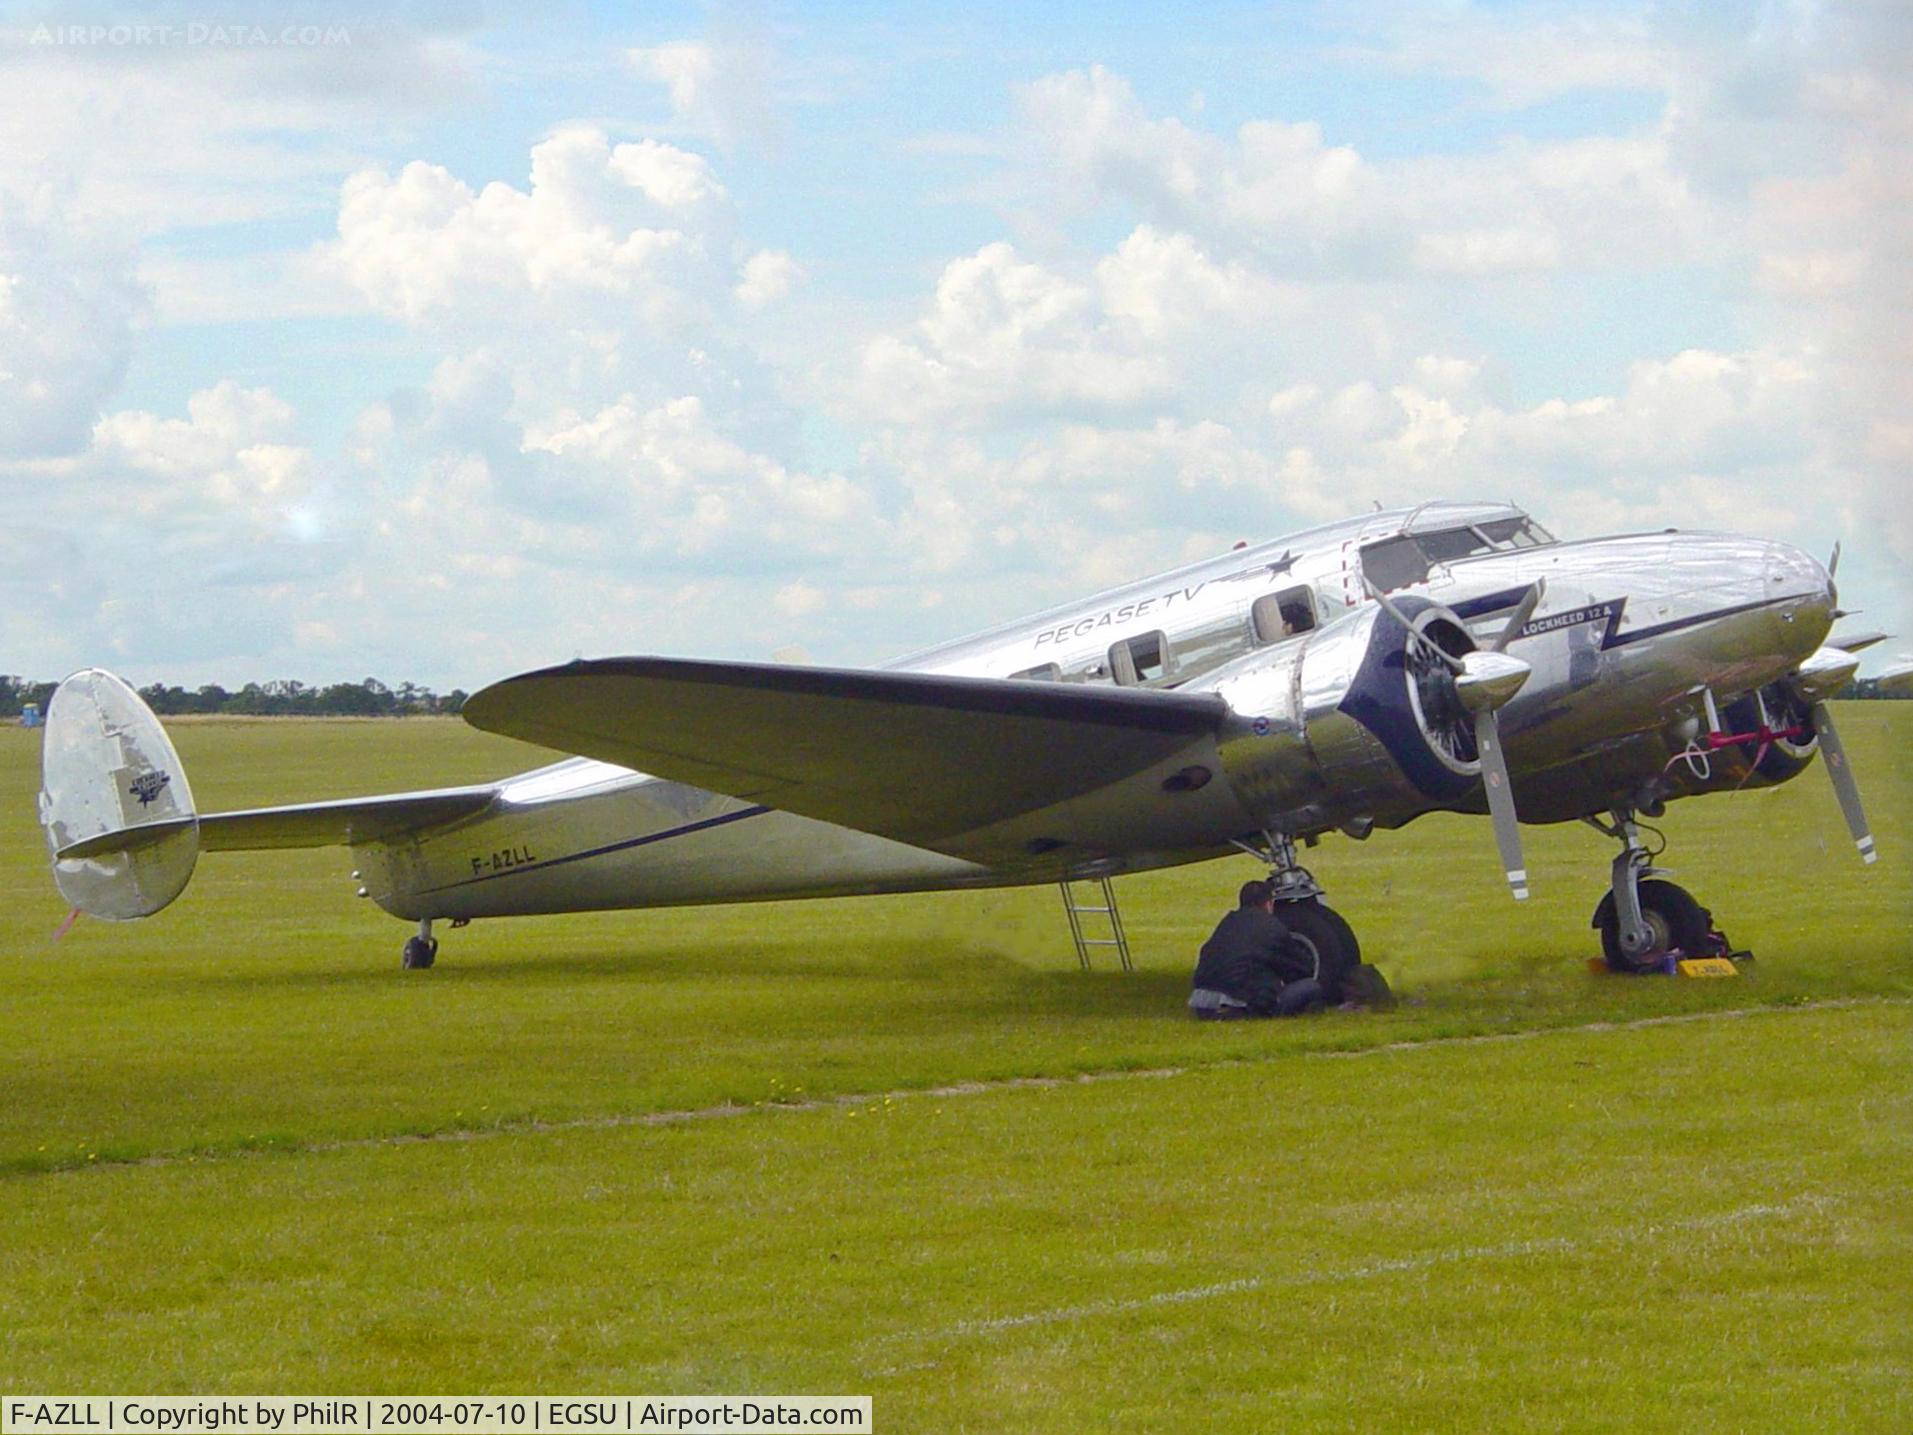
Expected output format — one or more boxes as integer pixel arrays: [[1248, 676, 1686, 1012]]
[[39, 501, 1880, 991]]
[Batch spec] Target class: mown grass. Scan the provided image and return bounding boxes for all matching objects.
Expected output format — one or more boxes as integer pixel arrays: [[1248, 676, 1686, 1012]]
[[2, 1007, 1907, 1429], [0, 706, 1907, 1425]]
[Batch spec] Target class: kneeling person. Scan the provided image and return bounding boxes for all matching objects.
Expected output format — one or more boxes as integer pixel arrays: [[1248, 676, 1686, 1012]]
[[1188, 879, 1325, 1019]]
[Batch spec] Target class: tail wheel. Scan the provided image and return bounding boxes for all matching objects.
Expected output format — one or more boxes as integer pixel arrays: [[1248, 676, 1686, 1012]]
[[1596, 880, 1711, 974], [1279, 901, 1361, 1001], [401, 937, 438, 970]]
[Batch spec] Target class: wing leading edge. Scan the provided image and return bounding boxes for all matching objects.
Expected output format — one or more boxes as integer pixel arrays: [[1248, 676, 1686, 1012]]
[[462, 657, 1231, 856]]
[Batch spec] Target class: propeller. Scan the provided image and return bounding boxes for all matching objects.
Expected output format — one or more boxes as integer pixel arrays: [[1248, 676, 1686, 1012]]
[[1363, 578, 1538, 899], [1455, 650, 1535, 900], [1490, 579, 1545, 653], [1810, 702, 1875, 864], [1785, 645, 1876, 865], [1470, 579, 1545, 900]]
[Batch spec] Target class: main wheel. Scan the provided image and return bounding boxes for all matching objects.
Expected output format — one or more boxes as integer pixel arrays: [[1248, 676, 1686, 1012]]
[[1595, 880, 1711, 974], [401, 936, 438, 970], [1279, 901, 1360, 1001]]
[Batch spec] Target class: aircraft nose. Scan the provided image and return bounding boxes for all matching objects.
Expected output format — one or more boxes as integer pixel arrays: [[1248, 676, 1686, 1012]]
[[1765, 540, 1834, 609], [1762, 539, 1837, 654]]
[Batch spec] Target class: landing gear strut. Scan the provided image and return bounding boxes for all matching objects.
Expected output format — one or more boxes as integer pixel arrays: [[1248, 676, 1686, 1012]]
[[401, 917, 439, 970], [1231, 830, 1362, 999], [1585, 810, 1721, 973]]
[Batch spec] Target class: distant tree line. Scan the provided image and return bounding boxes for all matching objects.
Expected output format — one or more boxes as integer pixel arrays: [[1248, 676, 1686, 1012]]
[[1844, 676, 1912, 701], [2, 675, 468, 718]]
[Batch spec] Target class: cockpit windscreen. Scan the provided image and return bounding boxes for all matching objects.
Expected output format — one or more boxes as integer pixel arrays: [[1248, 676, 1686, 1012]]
[[1360, 516, 1555, 591]]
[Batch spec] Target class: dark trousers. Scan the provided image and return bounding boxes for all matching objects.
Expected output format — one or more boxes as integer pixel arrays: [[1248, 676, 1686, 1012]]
[[1199, 977, 1326, 1019]]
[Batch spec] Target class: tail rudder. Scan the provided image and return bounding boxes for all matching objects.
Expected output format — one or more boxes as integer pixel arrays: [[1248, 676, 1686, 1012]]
[[38, 669, 200, 920]]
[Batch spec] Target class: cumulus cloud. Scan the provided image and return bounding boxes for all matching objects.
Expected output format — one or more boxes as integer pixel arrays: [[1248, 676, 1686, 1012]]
[[1722, 3, 1913, 594], [629, 34, 776, 151], [0, 199, 145, 457], [0, 16, 474, 227], [1019, 67, 1391, 271], [328, 128, 731, 329], [1015, 64, 1711, 279], [852, 241, 1175, 426], [1339, 2, 1677, 109], [8, 7, 1907, 683], [735, 249, 803, 309], [0, 381, 348, 672]]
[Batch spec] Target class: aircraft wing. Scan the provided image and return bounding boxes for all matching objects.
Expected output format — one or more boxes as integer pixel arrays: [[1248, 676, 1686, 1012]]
[[54, 786, 497, 860], [463, 658, 1230, 854]]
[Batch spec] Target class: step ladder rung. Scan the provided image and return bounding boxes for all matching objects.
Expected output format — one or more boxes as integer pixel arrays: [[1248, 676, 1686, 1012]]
[[1058, 876, 1133, 972]]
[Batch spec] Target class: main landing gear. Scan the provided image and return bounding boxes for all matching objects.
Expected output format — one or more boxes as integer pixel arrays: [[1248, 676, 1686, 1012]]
[[1232, 830, 1362, 1000], [1584, 810, 1737, 973], [401, 917, 439, 970]]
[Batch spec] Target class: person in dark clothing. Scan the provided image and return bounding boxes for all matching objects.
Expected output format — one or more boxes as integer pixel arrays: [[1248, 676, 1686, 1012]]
[[1188, 879, 1326, 1019]]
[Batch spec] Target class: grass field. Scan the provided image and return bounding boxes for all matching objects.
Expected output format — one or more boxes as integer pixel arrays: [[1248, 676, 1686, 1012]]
[[1, 707, 1908, 1428]]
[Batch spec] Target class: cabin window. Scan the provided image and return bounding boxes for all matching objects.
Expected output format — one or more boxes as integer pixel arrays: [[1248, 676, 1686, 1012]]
[[1251, 587, 1318, 644], [1009, 662, 1062, 681], [1109, 630, 1175, 686]]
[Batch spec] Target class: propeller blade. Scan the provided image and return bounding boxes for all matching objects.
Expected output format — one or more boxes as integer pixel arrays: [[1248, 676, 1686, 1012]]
[[1810, 701, 1876, 864], [1474, 709, 1528, 900], [1364, 580, 1463, 673], [1827, 540, 1841, 578], [1490, 579, 1546, 654]]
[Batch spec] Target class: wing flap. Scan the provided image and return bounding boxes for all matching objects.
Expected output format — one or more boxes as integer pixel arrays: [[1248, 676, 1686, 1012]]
[[462, 658, 1227, 851]]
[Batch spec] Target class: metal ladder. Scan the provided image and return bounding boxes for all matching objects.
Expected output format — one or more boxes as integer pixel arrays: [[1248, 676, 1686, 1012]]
[[1059, 876, 1133, 971]]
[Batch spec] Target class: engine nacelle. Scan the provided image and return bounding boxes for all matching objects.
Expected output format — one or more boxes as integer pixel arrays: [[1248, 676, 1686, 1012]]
[[1188, 596, 1484, 833]]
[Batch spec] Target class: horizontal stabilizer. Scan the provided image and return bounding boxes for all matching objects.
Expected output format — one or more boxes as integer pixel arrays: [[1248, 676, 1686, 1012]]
[[56, 786, 497, 860], [464, 657, 1227, 850]]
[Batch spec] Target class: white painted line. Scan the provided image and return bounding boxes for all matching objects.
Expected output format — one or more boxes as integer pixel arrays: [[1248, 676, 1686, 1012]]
[[880, 1195, 1835, 1353]]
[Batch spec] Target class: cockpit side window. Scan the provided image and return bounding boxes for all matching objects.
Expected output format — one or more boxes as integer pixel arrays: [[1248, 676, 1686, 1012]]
[[1478, 516, 1554, 548]]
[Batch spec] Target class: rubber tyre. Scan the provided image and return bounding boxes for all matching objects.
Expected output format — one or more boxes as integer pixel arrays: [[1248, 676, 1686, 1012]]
[[1596, 880, 1710, 974], [401, 937, 438, 970], [1279, 901, 1360, 1001]]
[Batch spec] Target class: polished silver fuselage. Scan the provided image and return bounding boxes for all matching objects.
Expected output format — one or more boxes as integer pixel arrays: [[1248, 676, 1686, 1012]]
[[357, 505, 1836, 922]]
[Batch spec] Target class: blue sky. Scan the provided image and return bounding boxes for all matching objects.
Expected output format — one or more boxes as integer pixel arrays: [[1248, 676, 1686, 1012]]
[[1, 0, 1906, 687]]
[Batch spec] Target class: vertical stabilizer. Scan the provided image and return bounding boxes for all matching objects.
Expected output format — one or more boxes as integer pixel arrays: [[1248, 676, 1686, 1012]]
[[37, 669, 200, 920]]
